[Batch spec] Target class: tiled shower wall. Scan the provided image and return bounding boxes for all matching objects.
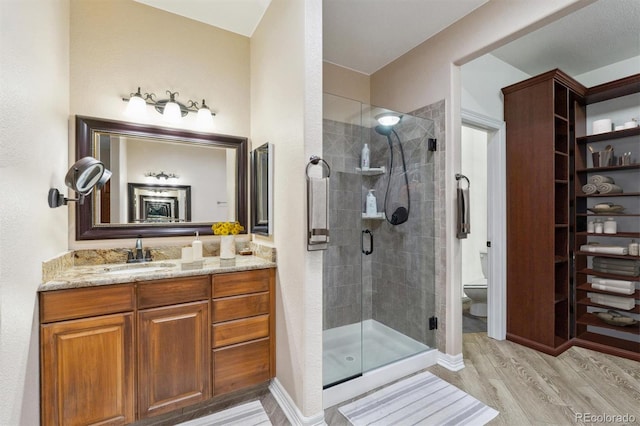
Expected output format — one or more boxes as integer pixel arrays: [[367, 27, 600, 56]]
[[322, 104, 437, 348]]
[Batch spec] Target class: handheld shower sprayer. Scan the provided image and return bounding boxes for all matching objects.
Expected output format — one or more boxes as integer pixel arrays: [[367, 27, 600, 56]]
[[374, 123, 411, 226]]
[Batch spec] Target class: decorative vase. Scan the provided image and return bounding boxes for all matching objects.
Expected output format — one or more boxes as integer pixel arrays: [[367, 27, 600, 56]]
[[220, 235, 236, 259]]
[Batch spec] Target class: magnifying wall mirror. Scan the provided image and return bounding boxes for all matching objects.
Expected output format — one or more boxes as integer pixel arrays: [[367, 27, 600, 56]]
[[74, 116, 248, 240], [251, 142, 273, 235], [49, 156, 111, 208]]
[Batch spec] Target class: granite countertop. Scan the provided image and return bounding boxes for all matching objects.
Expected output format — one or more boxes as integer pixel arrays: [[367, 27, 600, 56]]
[[39, 255, 276, 292]]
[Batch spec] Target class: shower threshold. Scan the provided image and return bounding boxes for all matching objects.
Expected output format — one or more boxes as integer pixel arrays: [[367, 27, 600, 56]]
[[322, 319, 437, 407]]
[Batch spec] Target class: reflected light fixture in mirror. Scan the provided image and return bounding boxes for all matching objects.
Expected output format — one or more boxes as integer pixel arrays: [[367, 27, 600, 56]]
[[122, 87, 216, 127], [145, 171, 179, 181]]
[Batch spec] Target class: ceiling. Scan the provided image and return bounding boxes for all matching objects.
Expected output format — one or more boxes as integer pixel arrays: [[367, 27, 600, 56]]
[[136, 0, 639, 77]]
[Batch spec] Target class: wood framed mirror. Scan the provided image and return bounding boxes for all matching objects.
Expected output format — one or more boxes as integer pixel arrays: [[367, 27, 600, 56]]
[[251, 142, 273, 235], [75, 116, 248, 240]]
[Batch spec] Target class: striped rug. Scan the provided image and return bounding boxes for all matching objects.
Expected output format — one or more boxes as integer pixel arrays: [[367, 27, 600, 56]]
[[176, 400, 272, 426], [338, 371, 499, 426]]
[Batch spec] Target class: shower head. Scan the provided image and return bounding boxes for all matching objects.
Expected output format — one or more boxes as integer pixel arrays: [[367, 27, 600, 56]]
[[374, 125, 393, 136]]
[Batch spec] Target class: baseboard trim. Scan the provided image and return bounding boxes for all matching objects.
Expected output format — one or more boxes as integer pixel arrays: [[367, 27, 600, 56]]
[[269, 378, 325, 426], [437, 351, 465, 371]]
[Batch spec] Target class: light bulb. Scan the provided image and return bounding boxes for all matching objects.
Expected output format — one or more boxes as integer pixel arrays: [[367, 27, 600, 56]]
[[163, 101, 181, 124], [125, 94, 146, 117]]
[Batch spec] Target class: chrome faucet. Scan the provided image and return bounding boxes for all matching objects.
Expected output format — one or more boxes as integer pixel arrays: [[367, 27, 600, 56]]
[[127, 236, 152, 263]]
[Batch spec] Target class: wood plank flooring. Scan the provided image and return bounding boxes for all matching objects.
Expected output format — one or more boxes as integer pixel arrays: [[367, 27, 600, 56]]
[[325, 333, 640, 425]]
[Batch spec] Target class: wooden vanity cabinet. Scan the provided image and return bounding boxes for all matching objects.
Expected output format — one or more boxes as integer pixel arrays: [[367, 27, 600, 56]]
[[40, 284, 135, 426], [212, 269, 276, 395], [136, 276, 211, 419], [40, 267, 275, 425]]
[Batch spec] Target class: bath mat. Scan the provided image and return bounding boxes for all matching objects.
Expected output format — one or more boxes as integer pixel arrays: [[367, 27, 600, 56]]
[[176, 400, 272, 426], [339, 371, 498, 426]]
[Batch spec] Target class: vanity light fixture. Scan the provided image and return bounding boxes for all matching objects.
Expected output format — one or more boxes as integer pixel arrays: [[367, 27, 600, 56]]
[[122, 87, 216, 125], [145, 171, 179, 181], [48, 157, 111, 208], [375, 112, 402, 127]]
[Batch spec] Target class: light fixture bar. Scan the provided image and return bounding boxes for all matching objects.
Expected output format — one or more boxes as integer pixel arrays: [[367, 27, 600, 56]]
[[122, 87, 217, 119]]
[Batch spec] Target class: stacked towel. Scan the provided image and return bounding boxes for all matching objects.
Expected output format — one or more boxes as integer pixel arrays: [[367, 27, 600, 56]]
[[307, 177, 329, 249], [591, 277, 636, 295], [589, 175, 615, 184], [588, 293, 636, 310], [580, 244, 628, 255], [592, 257, 640, 277], [582, 183, 598, 195], [596, 183, 623, 194]]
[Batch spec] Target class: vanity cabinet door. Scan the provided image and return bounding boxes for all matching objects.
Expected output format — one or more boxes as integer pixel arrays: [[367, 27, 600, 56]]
[[137, 301, 210, 419], [41, 313, 135, 426]]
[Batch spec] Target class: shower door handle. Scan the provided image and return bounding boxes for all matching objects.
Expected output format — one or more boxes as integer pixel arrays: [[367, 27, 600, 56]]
[[362, 229, 373, 255]]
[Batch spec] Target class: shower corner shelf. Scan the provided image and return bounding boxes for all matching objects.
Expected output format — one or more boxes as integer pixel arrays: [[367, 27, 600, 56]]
[[356, 166, 386, 176], [362, 212, 385, 220]]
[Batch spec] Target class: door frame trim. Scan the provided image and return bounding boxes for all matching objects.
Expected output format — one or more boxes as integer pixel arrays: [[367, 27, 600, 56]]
[[461, 109, 506, 340]]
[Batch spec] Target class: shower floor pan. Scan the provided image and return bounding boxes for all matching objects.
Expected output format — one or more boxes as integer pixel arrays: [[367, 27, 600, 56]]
[[323, 319, 430, 387]]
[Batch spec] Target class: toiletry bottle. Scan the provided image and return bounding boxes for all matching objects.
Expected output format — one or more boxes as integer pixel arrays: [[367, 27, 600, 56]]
[[361, 143, 370, 170], [366, 189, 377, 216], [630, 240, 639, 257], [594, 219, 604, 234], [192, 231, 203, 260], [603, 217, 617, 234], [587, 221, 595, 233]]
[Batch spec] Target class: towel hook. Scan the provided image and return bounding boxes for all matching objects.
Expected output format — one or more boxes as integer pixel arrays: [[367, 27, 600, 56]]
[[306, 155, 331, 179], [455, 173, 470, 188]]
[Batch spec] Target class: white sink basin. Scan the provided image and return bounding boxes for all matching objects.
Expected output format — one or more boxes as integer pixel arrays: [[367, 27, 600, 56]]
[[101, 262, 176, 275]]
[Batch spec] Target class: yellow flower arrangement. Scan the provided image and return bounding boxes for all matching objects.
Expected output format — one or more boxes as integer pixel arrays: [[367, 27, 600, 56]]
[[212, 221, 244, 236]]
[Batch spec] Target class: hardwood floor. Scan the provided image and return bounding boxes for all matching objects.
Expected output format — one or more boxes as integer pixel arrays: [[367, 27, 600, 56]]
[[325, 333, 640, 425]]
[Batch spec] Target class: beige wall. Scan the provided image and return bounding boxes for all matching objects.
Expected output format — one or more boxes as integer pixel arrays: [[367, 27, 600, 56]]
[[323, 61, 370, 104], [370, 0, 592, 356], [69, 0, 250, 248], [251, 0, 324, 419], [0, 0, 70, 424]]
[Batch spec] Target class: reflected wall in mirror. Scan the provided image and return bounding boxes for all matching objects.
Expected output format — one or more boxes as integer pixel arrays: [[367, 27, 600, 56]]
[[76, 116, 248, 240], [251, 142, 273, 235], [127, 183, 191, 223]]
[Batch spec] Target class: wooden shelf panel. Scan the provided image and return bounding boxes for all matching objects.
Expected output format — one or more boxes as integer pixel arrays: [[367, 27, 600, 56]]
[[575, 251, 640, 260], [584, 74, 640, 104], [577, 268, 640, 280], [576, 126, 640, 144], [576, 164, 640, 173], [576, 313, 639, 334], [577, 282, 640, 298], [577, 213, 640, 217], [573, 333, 640, 359], [576, 231, 640, 238], [577, 297, 640, 314], [577, 192, 640, 198]]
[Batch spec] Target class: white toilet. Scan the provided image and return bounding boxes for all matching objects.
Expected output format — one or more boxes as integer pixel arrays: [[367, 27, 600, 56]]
[[463, 251, 488, 317]]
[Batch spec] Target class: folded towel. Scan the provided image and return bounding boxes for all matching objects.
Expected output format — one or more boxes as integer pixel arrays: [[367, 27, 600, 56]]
[[308, 177, 329, 248], [593, 257, 640, 268], [580, 244, 628, 255], [592, 277, 636, 289], [589, 175, 615, 184], [592, 265, 639, 276], [592, 283, 635, 295], [589, 293, 636, 310], [456, 187, 470, 239], [596, 183, 623, 194], [582, 183, 598, 195]]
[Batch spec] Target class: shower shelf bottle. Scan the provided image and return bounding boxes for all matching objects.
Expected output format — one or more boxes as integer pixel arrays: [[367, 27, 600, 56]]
[[361, 143, 370, 170], [365, 189, 377, 216]]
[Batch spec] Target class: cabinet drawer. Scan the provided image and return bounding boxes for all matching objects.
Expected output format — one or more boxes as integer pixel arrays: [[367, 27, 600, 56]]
[[213, 338, 270, 395], [212, 269, 270, 298], [138, 275, 210, 309], [40, 284, 134, 323], [213, 292, 269, 323], [213, 315, 269, 348]]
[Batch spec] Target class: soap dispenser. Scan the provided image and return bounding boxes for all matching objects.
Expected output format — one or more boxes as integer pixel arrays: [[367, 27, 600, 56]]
[[366, 189, 377, 216], [192, 231, 203, 260]]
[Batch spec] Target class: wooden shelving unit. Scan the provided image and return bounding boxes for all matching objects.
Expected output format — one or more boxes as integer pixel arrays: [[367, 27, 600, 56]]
[[503, 70, 640, 360]]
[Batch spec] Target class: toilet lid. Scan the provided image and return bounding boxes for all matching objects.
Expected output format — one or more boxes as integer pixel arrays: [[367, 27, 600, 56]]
[[464, 283, 487, 289]]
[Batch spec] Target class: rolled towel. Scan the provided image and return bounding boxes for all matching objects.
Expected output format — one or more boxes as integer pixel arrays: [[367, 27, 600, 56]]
[[596, 183, 623, 194], [580, 244, 628, 255], [582, 183, 598, 195], [592, 277, 635, 289], [589, 175, 615, 185], [592, 284, 635, 295]]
